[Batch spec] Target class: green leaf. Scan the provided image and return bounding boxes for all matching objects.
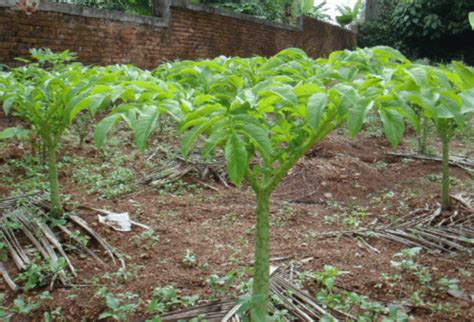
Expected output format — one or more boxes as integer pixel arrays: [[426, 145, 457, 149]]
[[237, 122, 272, 162], [225, 132, 247, 187], [94, 114, 122, 149], [452, 62, 474, 88], [0, 127, 30, 140], [181, 122, 211, 157], [133, 105, 160, 153], [88, 94, 107, 116], [202, 126, 228, 158], [98, 312, 113, 320], [460, 89, 474, 114], [469, 12, 474, 30], [293, 84, 322, 99], [264, 87, 298, 106], [105, 293, 119, 309], [2, 96, 15, 114], [348, 100, 374, 137], [379, 109, 404, 149], [406, 67, 428, 87], [307, 92, 328, 131]]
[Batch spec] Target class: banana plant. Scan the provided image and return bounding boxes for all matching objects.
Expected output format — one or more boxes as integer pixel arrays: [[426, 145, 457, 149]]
[[0, 61, 108, 216]]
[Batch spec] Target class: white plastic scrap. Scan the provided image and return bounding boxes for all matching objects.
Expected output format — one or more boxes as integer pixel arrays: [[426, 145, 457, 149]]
[[98, 212, 132, 232], [94, 207, 152, 232]]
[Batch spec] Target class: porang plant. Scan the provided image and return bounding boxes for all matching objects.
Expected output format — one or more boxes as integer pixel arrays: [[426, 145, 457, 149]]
[[97, 47, 391, 319], [329, 47, 474, 210], [393, 62, 474, 209], [0, 50, 109, 216]]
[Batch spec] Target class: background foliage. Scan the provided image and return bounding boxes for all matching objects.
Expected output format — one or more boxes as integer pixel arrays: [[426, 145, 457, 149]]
[[358, 0, 474, 64], [50, 0, 153, 16]]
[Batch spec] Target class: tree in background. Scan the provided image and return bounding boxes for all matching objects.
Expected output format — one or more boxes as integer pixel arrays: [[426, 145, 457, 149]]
[[358, 0, 474, 64]]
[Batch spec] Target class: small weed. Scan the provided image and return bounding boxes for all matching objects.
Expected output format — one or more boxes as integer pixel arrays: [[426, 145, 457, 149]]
[[71, 155, 136, 199], [146, 286, 199, 315], [132, 229, 160, 250], [98, 289, 140, 322], [381, 247, 464, 311], [16, 257, 67, 291], [183, 249, 197, 267]]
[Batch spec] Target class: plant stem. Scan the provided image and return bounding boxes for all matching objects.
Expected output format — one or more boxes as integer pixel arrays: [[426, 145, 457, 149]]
[[441, 135, 450, 210], [251, 189, 271, 321], [417, 116, 428, 154], [47, 142, 63, 217]]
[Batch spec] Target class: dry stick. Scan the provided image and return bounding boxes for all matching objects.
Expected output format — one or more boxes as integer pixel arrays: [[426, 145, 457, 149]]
[[0, 262, 19, 291], [68, 214, 125, 268], [357, 236, 381, 253], [0, 192, 42, 207], [4, 225, 30, 264], [408, 228, 470, 254], [273, 268, 335, 319], [386, 229, 448, 252], [16, 215, 50, 259], [451, 194, 474, 213], [188, 176, 220, 192], [25, 219, 68, 284], [273, 275, 345, 320], [443, 226, 474, 238], [317, 226, 385, 238], [437, 210, 459, 226], [222, 302, 243, 322], [57, 224, 106, 266], [425, 226, 472, 243], [270, 281, 318, 320], [0, 226, 29, 268], [37, 222, 77, 277], [376, 231, 424, 248], [387, 152, 474, 173], [160, 299, 236, 320]]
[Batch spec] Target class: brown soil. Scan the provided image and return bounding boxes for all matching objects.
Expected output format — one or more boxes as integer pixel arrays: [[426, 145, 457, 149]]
[[0, 122, 473, 321]]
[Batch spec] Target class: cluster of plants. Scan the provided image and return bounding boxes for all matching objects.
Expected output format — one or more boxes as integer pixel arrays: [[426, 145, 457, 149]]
[[1, 45, 473, 319], [49, 0, 154, 16], [192, 0, 332, 24], [381, 247, 462, 303], [358, 0, 474, 64]]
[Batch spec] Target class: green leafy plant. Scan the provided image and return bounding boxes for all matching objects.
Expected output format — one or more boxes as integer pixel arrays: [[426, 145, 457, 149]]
[[358, 0, 474, 63], [336, 0, 363, 27], [97, 46, 423, 319], [182, 249, 197, 267], [16, 257, 67, 291], [398, 63, 474, 209], [146, 286, 199, 315], [176, 50, 365, 319], [296, 0, 330, 21], [98, 289, 140, 321], [0, 50, 108, 216]]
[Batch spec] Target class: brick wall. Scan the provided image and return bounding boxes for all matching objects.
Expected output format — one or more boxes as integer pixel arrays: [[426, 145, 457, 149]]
[[0, 1, 356, 69]]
